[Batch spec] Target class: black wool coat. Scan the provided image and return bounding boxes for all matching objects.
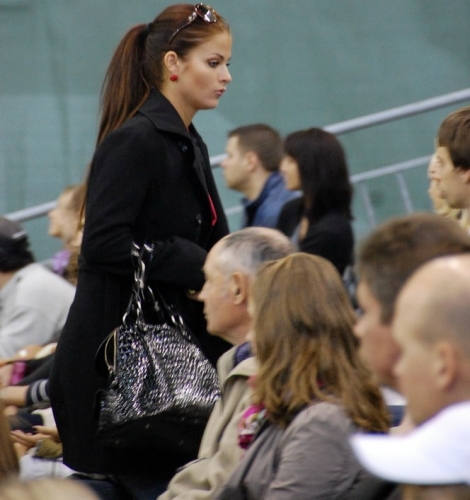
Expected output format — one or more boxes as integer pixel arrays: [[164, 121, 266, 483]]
[[49, 89, 230, 478]]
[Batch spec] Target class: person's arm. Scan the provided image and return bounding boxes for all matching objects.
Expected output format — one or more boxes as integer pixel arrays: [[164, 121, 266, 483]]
[[0, 379, 49, 407], [17, 355, 54, 386], [81, 125, 210, 291], [0, 385, 28, 406], [264, 404, 362, 500], [0, 308, 54, 360]]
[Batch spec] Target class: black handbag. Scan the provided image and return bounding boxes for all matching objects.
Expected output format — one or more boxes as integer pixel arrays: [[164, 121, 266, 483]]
[[94, 242, 220, 453]]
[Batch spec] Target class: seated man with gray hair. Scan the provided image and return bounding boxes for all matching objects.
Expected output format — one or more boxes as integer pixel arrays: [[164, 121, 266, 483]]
[[159, 227, 294, 500]]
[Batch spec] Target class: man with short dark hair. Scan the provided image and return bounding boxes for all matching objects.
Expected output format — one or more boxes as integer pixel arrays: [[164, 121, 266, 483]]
[[221, 124, 298, 228], [0, 216, 75, 358], [353, 213, 470, 425], [351, 255, 470, 500], [159, 227, 293, 500]]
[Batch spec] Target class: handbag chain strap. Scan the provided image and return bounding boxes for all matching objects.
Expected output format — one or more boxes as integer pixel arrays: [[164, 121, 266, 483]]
[[123, 242, 185, 331]]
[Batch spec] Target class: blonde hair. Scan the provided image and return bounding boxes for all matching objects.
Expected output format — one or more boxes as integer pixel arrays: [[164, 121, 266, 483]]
[[0, 402, 19, 482], [251, 253, 389, 431], [0, 478, 99, 500]]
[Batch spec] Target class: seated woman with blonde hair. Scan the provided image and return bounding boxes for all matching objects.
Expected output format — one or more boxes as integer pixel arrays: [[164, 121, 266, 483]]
[[47, 183, 85, 285], [217, 253, 389, 500]]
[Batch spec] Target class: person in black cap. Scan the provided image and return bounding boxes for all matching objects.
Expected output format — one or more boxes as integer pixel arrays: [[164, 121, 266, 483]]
[[0, 216, 75, 360]]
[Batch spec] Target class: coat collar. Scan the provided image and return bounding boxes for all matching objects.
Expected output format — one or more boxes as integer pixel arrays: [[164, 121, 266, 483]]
[[138, 88, 201, 141], [138, 88, 212, 204]]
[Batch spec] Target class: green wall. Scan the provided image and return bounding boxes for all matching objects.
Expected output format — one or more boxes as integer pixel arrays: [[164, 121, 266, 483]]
[[1, 0, 470, 259]]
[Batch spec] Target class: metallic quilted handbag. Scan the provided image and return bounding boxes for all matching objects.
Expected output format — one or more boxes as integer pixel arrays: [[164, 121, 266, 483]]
[[95, 242, 220, 451]]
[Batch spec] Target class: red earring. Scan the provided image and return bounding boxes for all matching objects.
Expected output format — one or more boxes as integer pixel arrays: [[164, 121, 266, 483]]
[[170, 74, 178, 82]]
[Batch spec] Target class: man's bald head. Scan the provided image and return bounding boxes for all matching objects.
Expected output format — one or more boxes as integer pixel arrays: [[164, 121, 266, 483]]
[[397, 255, 470, 354], [393, 255, 470, 424]]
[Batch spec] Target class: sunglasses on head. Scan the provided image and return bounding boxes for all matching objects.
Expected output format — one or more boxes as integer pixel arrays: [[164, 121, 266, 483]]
[[168, 3, 218, 44]]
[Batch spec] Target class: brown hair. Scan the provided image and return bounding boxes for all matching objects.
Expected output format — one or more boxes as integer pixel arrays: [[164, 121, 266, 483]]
[[402, 484, 470, 500], [251, 253, 389, 431], [55, 184, 84, 285], [437, 106, 470, 171], [357, 213, 470, 324], [68, 183, 86, 215], [97, 3, 230, 145], [228, 124, 283, 173], [60, 183, 86, 232], [59, 184, 85, 214], [0, 402, 19, 482]]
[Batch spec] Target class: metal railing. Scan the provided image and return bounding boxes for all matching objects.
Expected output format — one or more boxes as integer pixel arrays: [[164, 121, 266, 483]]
[[350, 155, 432, 227], [6, 88, 470, 227]]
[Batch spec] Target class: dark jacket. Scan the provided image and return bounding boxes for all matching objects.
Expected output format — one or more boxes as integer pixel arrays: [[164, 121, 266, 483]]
[[276, 197, 354, 275], [49, 89, 230, 477]]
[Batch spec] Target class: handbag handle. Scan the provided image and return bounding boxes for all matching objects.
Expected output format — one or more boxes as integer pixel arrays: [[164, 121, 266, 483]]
[[95, 241, 191, 378], [124, 242, 185, 330]]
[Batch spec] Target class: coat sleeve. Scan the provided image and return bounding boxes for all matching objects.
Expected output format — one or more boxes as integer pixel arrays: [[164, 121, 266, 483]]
[[81, 126, 209, 290]]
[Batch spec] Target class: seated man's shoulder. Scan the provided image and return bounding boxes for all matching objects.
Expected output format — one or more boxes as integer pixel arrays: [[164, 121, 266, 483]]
[[14, 264, 75, 300], [291, 401, 355, 436], [218, 346, 257, 386]]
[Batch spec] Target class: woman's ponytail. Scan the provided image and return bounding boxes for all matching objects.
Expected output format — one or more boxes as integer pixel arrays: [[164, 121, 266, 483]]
[[96, 24, 150, 146]]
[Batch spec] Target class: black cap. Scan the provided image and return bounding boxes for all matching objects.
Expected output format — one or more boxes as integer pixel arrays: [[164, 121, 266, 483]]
[[0, 216, 27, 242]]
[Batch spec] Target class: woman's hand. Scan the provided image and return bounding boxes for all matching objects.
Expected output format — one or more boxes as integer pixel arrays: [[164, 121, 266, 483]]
[[33, 425, 61, 442], [10, 426, 60, 449], [10, 430, 44, 448]]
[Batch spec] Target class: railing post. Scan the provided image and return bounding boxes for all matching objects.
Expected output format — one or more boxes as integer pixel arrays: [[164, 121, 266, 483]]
[[358, 182, 377, 228], [395, 172, 414, 213]]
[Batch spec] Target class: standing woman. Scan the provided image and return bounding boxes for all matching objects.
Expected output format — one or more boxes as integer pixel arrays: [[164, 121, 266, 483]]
[[49, 3, 232, 497], [277, 128, 354, 275]]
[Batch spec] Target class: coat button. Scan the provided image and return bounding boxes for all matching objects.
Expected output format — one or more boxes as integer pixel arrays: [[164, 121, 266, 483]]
[[178, 142, 188, 152], [195, 214, 202, 224]]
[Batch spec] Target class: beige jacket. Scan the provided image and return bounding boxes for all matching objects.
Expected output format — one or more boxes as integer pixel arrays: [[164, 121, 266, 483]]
[[158, 346, 258, 500]]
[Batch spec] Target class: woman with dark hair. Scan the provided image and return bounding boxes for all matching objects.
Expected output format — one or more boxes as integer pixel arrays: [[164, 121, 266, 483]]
[[277, 128, 354, 275], [217, 253, 389, 500], [49, 3, 232, 497]]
